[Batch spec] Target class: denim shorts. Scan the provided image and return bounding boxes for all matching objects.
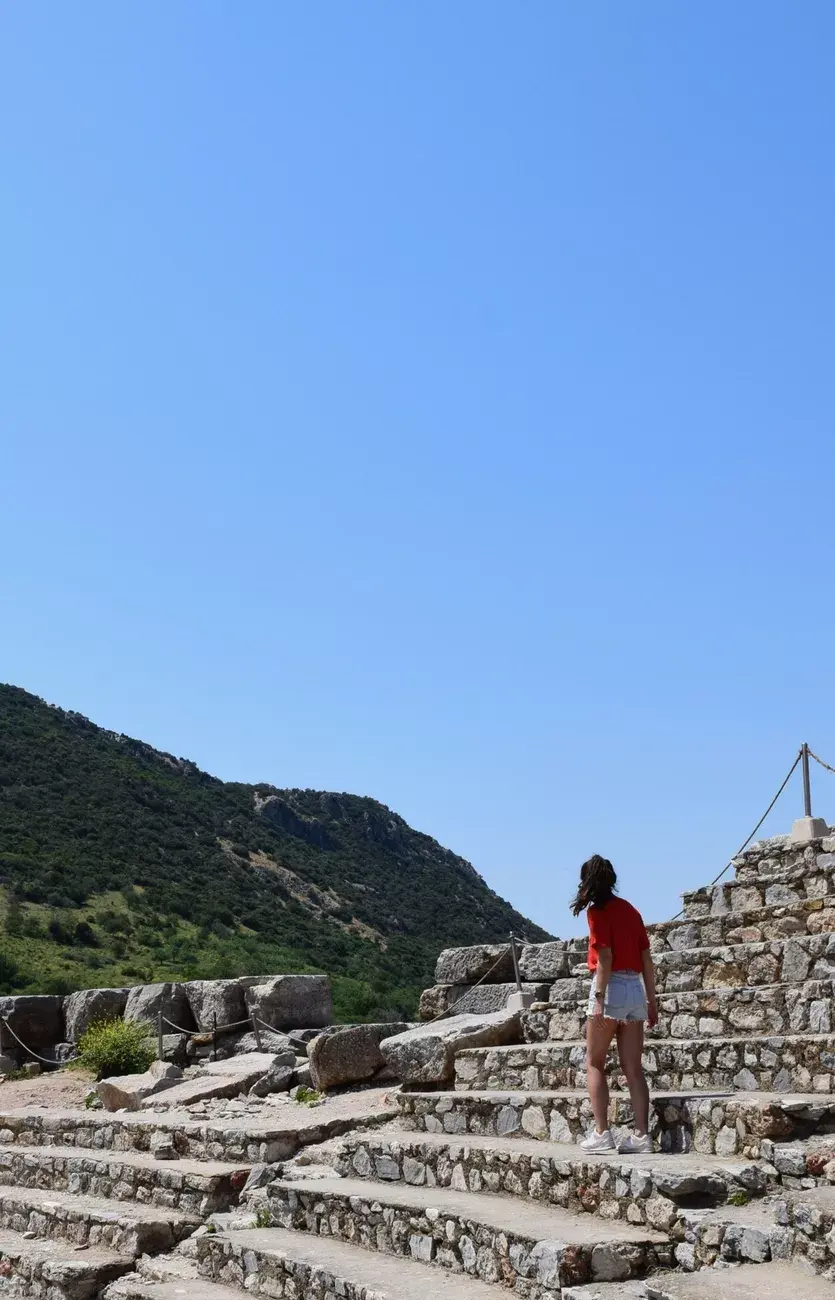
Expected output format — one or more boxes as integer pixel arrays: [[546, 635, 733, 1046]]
[[587, 971, 647, 1023]]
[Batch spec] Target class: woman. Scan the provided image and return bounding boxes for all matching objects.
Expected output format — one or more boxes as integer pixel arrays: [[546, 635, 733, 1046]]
[[571, 854, 658, 1154]]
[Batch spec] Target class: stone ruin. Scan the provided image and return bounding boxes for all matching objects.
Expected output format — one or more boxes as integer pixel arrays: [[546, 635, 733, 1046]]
[[0, 831, 832, 1297]]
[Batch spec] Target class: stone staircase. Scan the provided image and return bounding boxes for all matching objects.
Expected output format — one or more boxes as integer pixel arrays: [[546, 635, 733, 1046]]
[[0, 833, 833, 1297]]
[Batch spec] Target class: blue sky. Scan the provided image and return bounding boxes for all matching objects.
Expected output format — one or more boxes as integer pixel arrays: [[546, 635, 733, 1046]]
[[3, 3, 834, 939]]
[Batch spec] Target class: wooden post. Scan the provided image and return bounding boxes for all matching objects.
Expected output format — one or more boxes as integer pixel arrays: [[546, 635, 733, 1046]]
[[157, 1008, 164, 1061], [251, 1011, 262, 1051], [212, 1013, 218, 1062]]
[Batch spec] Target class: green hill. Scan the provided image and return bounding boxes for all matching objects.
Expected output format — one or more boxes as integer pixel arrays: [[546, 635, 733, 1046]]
[[0, 685, 551, 1020]]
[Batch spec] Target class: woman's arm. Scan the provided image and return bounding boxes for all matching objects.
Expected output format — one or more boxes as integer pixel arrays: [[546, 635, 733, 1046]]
[[592, 946, 613, 1015], [641, 948, 658, 1027]]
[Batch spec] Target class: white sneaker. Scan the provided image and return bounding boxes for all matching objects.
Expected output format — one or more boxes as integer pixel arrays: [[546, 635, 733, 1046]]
[[580, 1129, 616, 1153], [618, 1131, 653, 1154]]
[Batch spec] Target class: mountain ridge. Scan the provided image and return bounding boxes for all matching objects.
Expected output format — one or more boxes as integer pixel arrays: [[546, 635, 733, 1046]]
[[0, 684, 552, 1019]]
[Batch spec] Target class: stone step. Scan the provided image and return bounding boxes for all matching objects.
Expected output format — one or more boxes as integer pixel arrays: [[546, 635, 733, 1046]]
[[543, 933, 835, 1002], [653, 932, 835, 991], [454, 1034, 835, 1095], [0, 1224, 130, 1298], [0, 1185, 199, 1258], [263, 1175, 673, 1289], [398, 1089, 835, 1158], [196, 1225, 508, 1298], [0, 1145, 249, 1216], [563, 1261, 835, 1299], [683, 844, 835, 920], [671, 1190, 835, 1274], [104, 1271, 243, 1299], [0, 1089, 396, 1162], [334, 1124, 770, 1222], [524, 980, 835, 1044], [650, 898, 834, 957]]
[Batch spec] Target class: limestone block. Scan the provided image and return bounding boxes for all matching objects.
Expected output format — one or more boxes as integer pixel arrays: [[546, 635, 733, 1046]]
[[519, 942, 568, 981], [703, 963, 745, 989], [97, 1060, 182, 1111], [308, 1023, 409, 1091], [781, 941, 812, 983], [0, 995, 64, 1052], [380, 1011, 521, 1083], [245, 975, 333, 1031], [419, 982, 548, 1020], [434, 944, 515, 985], [64, 987, 129, 1042], [124, 982, 195, 1032], [186, 978, 266, 1031]]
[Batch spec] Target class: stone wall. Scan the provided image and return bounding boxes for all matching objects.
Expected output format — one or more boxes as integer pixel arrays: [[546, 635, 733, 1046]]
[[0, 975, 334, 1066]]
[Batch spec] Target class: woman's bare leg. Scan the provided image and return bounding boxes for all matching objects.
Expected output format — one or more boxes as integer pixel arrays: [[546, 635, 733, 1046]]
[[586, 1017, 619, 1132], [616, 1021, 650, 1134]]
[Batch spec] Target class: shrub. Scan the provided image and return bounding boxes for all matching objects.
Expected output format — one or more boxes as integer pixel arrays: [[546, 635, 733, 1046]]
[[77, 1017, 155, 1080]]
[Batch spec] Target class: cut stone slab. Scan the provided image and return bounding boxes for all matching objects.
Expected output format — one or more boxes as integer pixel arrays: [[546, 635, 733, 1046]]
[[245, 974, 333, 1031], [97, 1060, 182, 1112], [232, 1029, 293, 1055], [197, 1225, 505, 1299], [380, 1010, 521, 1083], [419, 983, 549, 1020], [248, 1054, 298, 1097], [434, 944, 514, 986], [308, 1022, 409, 1090], [64, 987, 129, 1042], [0, 994, 64, 1053], [185, 978, 265, 1032], [144, 1054, 279, 1108], [519, 940, 570, 981], [124, 982, 195, 1032]]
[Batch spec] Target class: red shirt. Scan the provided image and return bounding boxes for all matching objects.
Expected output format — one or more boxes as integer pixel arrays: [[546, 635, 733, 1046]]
[[587, 897, 650, 972]]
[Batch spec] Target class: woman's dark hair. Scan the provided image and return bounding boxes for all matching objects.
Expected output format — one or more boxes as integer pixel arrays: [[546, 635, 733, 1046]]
[[570, 854, 617, 916]]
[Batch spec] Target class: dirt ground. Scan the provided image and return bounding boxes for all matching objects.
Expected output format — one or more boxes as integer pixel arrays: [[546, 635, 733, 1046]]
[[0, 1067, 95, 1110]]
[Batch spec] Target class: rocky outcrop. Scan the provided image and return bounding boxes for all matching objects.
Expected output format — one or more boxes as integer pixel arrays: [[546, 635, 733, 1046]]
[[379, 1010, 521, 1084], [64, 988, 128, 1042], [245, 975, 332, 1031], [308, 1023, 409, 1091]]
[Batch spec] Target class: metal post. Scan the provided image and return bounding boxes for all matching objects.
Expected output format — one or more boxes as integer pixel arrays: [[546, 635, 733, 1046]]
[[802, 743, 813, 818], [509, 932, 523, 995], [251, 1011, 262, 1051], [212, 1013, 218, 1062], [157, 1008, 163, 1062]]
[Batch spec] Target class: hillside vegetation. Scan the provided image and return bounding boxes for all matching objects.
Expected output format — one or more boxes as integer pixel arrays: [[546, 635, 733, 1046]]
[[0, 685, 551, 1020]]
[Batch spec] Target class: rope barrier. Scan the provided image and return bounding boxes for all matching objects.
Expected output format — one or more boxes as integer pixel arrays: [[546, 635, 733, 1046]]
[[809, 748, 835, 777], [1, 1019, 79, 1067], [667, 748, 804, 923], [161, 1013, 288, 1040]]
